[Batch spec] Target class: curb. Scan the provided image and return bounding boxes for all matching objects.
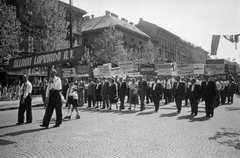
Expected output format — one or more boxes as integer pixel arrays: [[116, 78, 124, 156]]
[[0, 104, 44, 111]]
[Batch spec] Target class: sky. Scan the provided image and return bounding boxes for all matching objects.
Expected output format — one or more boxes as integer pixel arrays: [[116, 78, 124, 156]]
[[61, 0, 240, 64]]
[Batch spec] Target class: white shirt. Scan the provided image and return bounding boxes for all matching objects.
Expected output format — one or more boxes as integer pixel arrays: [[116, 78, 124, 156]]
[[191, 84, 195, 91], [46, 76, 62, 97], [216, 81, 221, 91], [153, 83, 156, 90], [20, 81, 32, 99]]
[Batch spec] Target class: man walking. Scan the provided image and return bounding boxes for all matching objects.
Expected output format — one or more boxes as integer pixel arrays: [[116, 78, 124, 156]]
[[40, 69, 62, 128], [201, 75, 216, 118], [138, 76, 148, 111], [16, 75, 32, 125], [172, 76, 185, 114], [189, 78, 201, 116], [151, 77, 163, 112], [87, 78, 95, 108]]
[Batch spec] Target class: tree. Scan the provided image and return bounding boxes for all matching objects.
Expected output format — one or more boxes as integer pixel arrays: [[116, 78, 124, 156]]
[[24, 0, 68, 53], [91, 26, 127, 66], [0, 0, 22, 71]]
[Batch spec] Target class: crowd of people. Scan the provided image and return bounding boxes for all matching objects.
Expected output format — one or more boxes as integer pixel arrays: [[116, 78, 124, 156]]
[[10, 68, 240, 128]]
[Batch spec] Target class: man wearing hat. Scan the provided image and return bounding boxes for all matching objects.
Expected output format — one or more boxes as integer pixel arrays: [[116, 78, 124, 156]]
[[40, 69, 62, 128], [189, 78, 201, 116]]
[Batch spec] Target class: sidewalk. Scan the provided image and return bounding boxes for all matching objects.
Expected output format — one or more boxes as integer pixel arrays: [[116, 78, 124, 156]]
[[0, 96, 44, 111]]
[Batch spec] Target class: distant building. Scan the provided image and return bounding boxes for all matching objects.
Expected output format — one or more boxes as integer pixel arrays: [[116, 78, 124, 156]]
[[190, 46, 209, 64], [82, 11, 150, 52]]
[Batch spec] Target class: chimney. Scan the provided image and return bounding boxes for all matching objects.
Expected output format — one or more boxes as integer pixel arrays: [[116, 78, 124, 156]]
[[105, 10, 110, 16], [140, 18, 143, 21], [129, 22, 133, 25], [85, 16, 90, 20], [121, 18, 126, 22], [91, 15, 94, 19], [111, 13, 118, 18]]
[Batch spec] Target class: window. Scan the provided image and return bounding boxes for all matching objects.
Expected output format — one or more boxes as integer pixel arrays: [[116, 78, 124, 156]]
[[84, 38, 89, 43], [139, 40, 142, 45]]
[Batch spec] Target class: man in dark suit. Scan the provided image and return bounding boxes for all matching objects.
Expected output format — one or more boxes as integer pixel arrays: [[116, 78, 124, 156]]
[[201, 75, 216, 118], [172, 76, 185, 114], [227, 78, 236, 104], [101, 77, 109, 109], [138, 76, 148, 111], [62, 78, 69, 107], [189, 78, 201, 116], [151, 77, 163, 112], [87, 78, 95, 108], [118, 77, 127, 110]]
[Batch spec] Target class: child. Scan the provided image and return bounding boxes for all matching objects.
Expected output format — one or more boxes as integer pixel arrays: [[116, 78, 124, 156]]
[[64, 84, 80, 119]]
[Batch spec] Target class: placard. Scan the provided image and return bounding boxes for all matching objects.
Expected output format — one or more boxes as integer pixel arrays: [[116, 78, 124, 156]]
[[62, 68, 76, 77], [119, 61, 133, 72]]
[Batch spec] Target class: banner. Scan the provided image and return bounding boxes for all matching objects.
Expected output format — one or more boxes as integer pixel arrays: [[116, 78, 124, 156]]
[[98, 65, 111, 78], [111, 67, 123, 77], [177, 64, 194, 76], [62, 68, 76, 77], [140, 64, 156, 76], [126, 71, 141, 77], [8, 46, 82, 71], [119, 61, 133, 72], [76, 65, 89, 75], [156, 63, 172, 75], [205, 59, 225, 75], [192, 64, 205, 75]]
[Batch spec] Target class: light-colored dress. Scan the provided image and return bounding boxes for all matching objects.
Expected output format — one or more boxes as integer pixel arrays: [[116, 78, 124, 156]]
[[129, 83, 139, 104]]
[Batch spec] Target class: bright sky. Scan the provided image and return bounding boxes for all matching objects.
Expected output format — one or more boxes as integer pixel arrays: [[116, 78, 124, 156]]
[[61, 0, 240, 64]]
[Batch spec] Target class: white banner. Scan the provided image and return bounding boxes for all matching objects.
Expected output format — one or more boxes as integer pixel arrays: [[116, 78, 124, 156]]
[[156, 64, 172, 75], [119, 61, 133, 72], [205, 64, 225, 75], [192, 64, 205, 75], [98, 65, 111, 78], [177, 64, 194, 76], [62, 68, 76, 77], [126, 71, 141, 77], [111, 67, 123, 77]]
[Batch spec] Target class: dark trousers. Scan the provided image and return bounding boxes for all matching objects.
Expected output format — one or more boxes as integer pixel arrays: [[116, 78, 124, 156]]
[[227, 91, 234, 103], [164, 89, 171, 104], [175, 97, 182, 113], [84, 89, 87, 103], [214, 90, 220, 107], [119, 95, 125, 109], [185, 91, 189, 105], [87, 95, 95, 107], [153, 96, 160, 112], [205, 99, 214, 117], [102, 95, 109, 108], [18, 94, 32, 123], [220, 89, 226, 104], [140, 94, 146, 110], [146, 89, 152, 104], [190, 99, 198, 115], [42, 90, 62, 127]]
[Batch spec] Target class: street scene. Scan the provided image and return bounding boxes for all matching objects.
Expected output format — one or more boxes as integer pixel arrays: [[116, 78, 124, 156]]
[[0, 96, 240, 158], [1, 0, 240, 157]]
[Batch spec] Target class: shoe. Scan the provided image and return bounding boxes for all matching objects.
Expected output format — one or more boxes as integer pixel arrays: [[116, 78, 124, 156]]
[[39, 124, 48, 128], [190, 113, 194, 115], [25, 122, 32, 124], [87, 106, 91, 108], [53, 124, 60, 128], [101, 107, 105, 109], [108, 108, 111, 110], [95, 106, 99, 108], [206, 115, 210, 118], [177, 111, 180, 114], [64, 116, 71, 119], [76, 115, 80, 119], [128, 107, 131, 110], [194, 114, 197, 116], [16, 122, 23, 125], [210, 115, 214, 118]]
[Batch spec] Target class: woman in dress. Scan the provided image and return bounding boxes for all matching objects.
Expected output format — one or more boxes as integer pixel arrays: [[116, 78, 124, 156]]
[[94, 78, 102, 108], [108, 78, 118, 110], [129, 78, 139, 110]]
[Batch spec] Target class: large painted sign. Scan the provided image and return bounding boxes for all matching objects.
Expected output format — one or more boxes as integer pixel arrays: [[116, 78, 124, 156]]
[[192, 64, 205, 75], [205, 59, 225, 75], [177, 64, 194, 76], [119, 61, 133, 72], [156, 63, 172, 75], [140, 64, 156, 76], [8, 46, 83, 71]]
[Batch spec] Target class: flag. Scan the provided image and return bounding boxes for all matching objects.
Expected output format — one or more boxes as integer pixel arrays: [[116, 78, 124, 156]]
[[223, 34, 240, 49], [210, 35, 221, 55]]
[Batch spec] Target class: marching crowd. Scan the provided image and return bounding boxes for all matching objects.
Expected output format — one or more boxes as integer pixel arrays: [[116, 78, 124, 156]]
[[11, 68, 240, 128]]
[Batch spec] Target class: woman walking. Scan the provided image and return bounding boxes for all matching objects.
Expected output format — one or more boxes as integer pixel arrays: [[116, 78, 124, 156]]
[[129, 78, 139, 110]]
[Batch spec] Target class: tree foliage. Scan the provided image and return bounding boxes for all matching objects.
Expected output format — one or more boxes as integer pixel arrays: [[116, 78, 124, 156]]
[[0, 0, 22, 71], [24, 0, 68, 53], [91, 26, 127, 66]]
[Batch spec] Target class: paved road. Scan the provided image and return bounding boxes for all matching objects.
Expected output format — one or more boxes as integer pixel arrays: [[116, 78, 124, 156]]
[[0, 95, 240, 158]]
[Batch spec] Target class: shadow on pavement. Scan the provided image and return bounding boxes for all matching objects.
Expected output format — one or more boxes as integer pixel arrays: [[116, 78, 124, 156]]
[[1, 128, 48, 137], [209, 128, 240, 150], [160, 112, 178, 117], [80, 107, 138, 114], [0, 139, 16, 146], [177, 115, 210, 122], [225, 107, 240, 111], [160, 107, 176, 110], [0, 124, 18, 130], [136, 111, 155, 116]]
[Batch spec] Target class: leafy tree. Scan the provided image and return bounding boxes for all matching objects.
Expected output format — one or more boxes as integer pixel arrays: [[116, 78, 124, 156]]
[[0, 0, 22, 71], [24, 0, 68, 53], [91, 25, 127, 66]]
